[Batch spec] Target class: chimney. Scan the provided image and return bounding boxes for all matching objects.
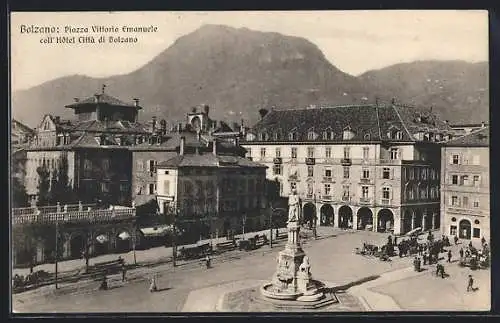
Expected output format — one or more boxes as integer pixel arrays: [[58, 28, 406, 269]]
[[177, 123, 182, 133], [375, 97, 379, 105], [204, 104, 210, 115], [391, 97, 396, 105], [191, 106, 197, 113], [133, 98, 139, 107], [180, 136, 185, 156], [94, 94, 100, 103], [101, 84, 106, 94], [73, 98, 79, 103], [444, 120, 449, 125], [213, 139, 217, 155], [152, 116, 157, 133], [258, 108, 269, 119], [481, 121, 486, 128]]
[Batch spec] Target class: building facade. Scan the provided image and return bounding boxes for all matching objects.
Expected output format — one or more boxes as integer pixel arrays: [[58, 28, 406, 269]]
[[241, 103, 452, 235], [440, 127, 489, 241], [156, 137, 268, 236]]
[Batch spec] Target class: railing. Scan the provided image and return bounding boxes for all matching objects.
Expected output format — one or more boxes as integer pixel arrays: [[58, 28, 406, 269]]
[[11, 204, 97, 216], [342, 196, 351, 202], [305, 158, 316, 165], [305, 194, 314, 199], [359, 178, 373, 184], [380, 199, 391, 205], [12, 208, 136, 225], [341, 158, 352, 166], [379, 159, 402, 165], [322, 176, 333, 182], [447, 207, 483, 216], [359, 197, 371, 204], [322, 195, 332, 201], [273, 157, 282, 164]]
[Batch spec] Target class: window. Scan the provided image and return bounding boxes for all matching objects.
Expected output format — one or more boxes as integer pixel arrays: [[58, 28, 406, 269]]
[[307, 147, 315, 158], [362, 168, 370, 179], [362, 186, 369, 198], [383, 167, 390, 179], [260, 148, 266, 158], [323, 130, 334, 140], [473, 200, 480, 208], [291, 147, 298, 159], [163, 180, 170, 195], [390, 148, 399, 160], [307, 166, 314, 177], [473, 175, 480, 187], [410, 168, 415, 180], [289, 132, 297, 141], [382, 187, 390, 199], [364, 133, 371, 140], [450, 226, 457, 236], [148, 160, 156, 173], [422, 169, 427, 180], [246, 148, 252, 158], [451, 175, 458, 185], [451, 196, 458, 206], [325, 147, 332, 158], [325, 168, 332, 178], [474, 219, 480, 225], [463, 196, 469, 208], [273, 164, 282, 175], [324, 184, 331, 196], [136, 160, 144, 171], [342, 185, 350, 198], [306, 182, 313, 196], [409, 187, 414, 200], [363, 147, 369, 160], [430, 169, 435, 180], [149, 183, 155, 195], [275, 148, 281, 157], [290, 182, 297, 191], [472, 155, 480, 165], [84, 159, 92, 171], [460, 175, 469, 186], [396, 131, 403, 140], [343, 146, 350, 159], [273, 131, 281, 141], [473, 228, 481, 238], [452, 154, 460, 165], [451, 217, 457, 222], [102, 159, 110, 172], [343, 166, 350, 179], [101, 182, 110, 193], [307, 131, 315, 140]]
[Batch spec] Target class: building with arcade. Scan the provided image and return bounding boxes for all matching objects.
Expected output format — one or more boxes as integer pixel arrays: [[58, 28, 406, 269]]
[[241, 102, 453, 235]]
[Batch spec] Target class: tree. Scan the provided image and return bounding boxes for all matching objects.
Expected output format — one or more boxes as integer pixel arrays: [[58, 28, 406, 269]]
[[50, 157, 77, 204], [36, 165, 51, 206], [11, 175, 28, 208]]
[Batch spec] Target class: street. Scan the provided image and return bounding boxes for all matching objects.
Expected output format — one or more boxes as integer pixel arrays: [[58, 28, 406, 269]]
[[12, 228, 490, 312]]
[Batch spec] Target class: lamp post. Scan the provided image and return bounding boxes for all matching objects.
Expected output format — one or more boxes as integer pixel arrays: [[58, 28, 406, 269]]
[[55, 215, 59, 289], [269, 205, 273, 248]]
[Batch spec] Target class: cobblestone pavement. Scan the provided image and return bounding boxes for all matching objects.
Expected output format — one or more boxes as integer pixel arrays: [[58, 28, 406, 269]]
[[12, 228, 489, 313]]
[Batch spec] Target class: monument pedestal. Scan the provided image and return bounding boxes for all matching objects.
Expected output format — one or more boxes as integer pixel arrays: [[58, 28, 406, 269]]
[[261, 221, 325, 302]]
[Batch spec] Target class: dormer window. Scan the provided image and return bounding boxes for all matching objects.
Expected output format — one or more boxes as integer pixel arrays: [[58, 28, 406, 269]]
[[424, 133, 430, 141], [95, 136, 101, 145], [343, 126, 355, 140], [307, 129, 316, 140], [116, 137, 122, 146], [289, 129, 297, 141], [396, 131, 403, 140], [273, 129, 282, 141], [246, 133, 256, 141], [323, 128, 334, 140], [364, 133, 371, 140], [259, 132, 269, 141]]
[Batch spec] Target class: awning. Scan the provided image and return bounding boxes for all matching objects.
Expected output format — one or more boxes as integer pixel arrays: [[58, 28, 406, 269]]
[[140, 225, 172, 237], [96, 234, 109, 244], [118, 231, 131, 240]]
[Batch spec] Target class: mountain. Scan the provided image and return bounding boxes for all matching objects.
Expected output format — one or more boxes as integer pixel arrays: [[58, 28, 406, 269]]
[[12, 25, 488, 128], [358, 60, 489, 124]]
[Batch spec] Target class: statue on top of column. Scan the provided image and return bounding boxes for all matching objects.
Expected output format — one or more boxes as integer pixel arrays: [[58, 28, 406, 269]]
[[288, 189, 301, 223]]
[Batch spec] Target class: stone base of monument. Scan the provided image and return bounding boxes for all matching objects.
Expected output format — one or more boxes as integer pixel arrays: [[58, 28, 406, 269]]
[[255, 286, 338, 309]]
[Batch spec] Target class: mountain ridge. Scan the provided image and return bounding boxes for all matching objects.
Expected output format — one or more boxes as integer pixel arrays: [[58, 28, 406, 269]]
[[12, 24, 488, 128]]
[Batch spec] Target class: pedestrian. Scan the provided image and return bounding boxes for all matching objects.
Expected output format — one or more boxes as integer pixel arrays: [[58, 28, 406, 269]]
[[394, 236, 398, 245], [440, 264, 446, 278], [454, 236, 459, 245], [435, 263, 441, 277], [481, 236, 486, 246], [447, 250, 452, 263], [121, 262, 127, 282], [459, 248, 464, 259], [469, 241, 473, 249], [423, 252, 428, 265], [413, 257, 419, 272], [99, 274, 108, 290], [205, 254, 211, 269], [467, 275, 474, 292], [149, 274, 157, 292]]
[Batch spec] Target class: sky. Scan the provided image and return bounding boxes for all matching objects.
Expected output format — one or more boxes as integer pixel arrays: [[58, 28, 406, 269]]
[[10, 10, 488, 91]]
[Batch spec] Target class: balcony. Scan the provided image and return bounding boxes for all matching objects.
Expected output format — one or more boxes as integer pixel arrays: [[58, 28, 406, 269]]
[[322, 176, 333, 183], [12, 207, 136, 225], [341, 158, 352, 166], [322, 195, 333, 201], [305, 158, 316, 165], [273, 157, 282, 164], [359, 178, 373, 184], [342, 196, 351, 202], [379, 159, 402, 165], [380, 198, 391, 205], [359, 197, 371, 204], [447, 207, 482, 216], [305, 194, 314, 200]]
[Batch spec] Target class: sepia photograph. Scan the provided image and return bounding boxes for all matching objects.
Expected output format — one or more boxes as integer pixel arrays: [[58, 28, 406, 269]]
[[10, 10, 490, 313]]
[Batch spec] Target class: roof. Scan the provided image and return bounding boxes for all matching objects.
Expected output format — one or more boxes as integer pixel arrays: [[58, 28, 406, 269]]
[[12, 119, 35, 134], [243, 103, 451, 143], [67, 120, 150, 134], [445, 127, 489, 147], [65, 93, 142, 110], [157, 153, 266, 169]]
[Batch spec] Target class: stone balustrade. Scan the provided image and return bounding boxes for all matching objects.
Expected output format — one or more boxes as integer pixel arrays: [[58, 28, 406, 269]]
[[12, 207, 136, 225]]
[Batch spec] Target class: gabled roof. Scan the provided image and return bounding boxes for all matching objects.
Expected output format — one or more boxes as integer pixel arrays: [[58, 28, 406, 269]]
[[12, 119, 35, 134], [445, 127, 489, 147], [244, 103, 451, 143], [65, 93, 142, 110], [157, 153, 266, 169]]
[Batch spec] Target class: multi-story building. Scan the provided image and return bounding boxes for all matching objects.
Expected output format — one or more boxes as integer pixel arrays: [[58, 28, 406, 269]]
[[440, 127, 489, 241], [241, 103, 452, 235], [449, 122, 488, 137], [156, 136, 267, 236], [11, 119, 35, 145]]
